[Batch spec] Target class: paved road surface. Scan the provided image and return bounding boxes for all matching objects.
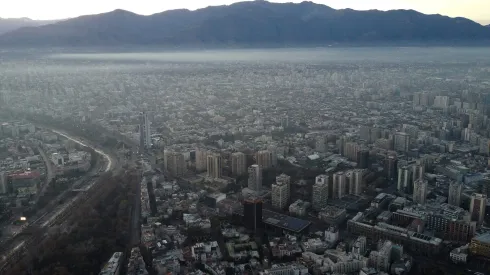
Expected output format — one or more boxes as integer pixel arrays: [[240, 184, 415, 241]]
[[35, 146, 55, 203]]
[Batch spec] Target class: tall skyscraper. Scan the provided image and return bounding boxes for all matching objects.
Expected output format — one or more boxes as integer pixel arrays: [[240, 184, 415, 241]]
[[312, 175, 329, 210], [206, 154, 222, 179], [384, 155, 398, 182], [248, 164, 262, 192], [333, 171, 347, 199], [195, 148, 208, 172], [448, 181, 462, 207], [413, 179, 428, 205], [267, 145, 278, 167], [394, 132, 410, 152], [231, 152, 247, 176], [139, 112, 151, 150], [397, 166, 413, 193], [357, 149, 370, 169], [256, 150, 272, 169], [348, 169, 364, 195], [470, 193, 487, 226], [243, 199, 262, 231], [272, 174, 291, 210]]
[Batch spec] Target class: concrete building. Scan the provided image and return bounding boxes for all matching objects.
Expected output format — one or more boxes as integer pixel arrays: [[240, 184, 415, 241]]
[[385, 155, 398, 182], [347, 169, 364, 195], [272, 174, 290, 210], [165, 151, 186, 177], [206, 154, 222, 179], [139, 111, 151, 150], [470, 193, 487, 225], [397, 166, 413, 193], [448, 181, 462, 207], [195, 148, 208, 172], [333, 171, 347, 199], [394, 132, 410, 152], [256, 150, 272, 169], [100, 252, 123, 275], [248, 164, 262, 192], [413, 179, 428, 205], [470, 233, 490, 258], [0, 171, 7, 194], [312, 175, 329, 210], [231, 152, 247, 176], [412, 164, 425, 181]]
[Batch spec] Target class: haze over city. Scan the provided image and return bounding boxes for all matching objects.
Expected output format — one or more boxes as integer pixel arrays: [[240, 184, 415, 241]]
[[1, 0, 489, 24]]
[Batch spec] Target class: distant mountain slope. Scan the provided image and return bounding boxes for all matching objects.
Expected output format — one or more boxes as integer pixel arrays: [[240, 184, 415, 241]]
[[0, 1, 489, 46], [0, 18, 56, 35]]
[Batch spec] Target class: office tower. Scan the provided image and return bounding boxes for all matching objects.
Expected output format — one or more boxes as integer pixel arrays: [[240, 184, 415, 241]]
[[357, 149, 369, 169], [348, 169, 364, 195], [333, 171, 347, 199], [397, 166, 413, 193], [231, 152, 247, 176], [413, 179, 428, 205], [312, 175, 329, 210], [165, 151, 186, 177], [448, 181, 462, 207], [243, 199, 262, 231], [384, 155, 398, 182], [248, 164, 262, 192], [394, 132, 410, 152], [256, 150, 272, 169], [206, 154, 222, 179], [470, 193, 487, 226], [195, 148, 208, 172], [412, 164, 425, 181], [139, 112, 151, 150], [272, 174, 291, 209]]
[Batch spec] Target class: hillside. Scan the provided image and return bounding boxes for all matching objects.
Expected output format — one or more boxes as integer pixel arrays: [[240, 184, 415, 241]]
[[0, 18, 56, 35], [0, 1, 488, 46]]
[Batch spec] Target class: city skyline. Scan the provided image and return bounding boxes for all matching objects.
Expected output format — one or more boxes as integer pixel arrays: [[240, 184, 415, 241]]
[[0, 0, 489, 25]]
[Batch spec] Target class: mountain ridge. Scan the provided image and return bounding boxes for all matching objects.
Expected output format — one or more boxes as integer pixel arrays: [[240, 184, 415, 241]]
[[0, 17, 57, 35], [0, 1, 489, 47]]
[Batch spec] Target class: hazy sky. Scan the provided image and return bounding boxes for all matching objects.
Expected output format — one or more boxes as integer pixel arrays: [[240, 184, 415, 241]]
[[1, 0, 489, 24]]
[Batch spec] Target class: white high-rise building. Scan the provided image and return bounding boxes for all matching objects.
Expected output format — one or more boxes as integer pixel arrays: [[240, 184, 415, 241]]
[[413, 179, 428, 205], [231, 152, 247, 176], [206, 154, 222, 179], [333, 171, 347, 199], [348, 169, 364, 195], [312, 175, 329, 210], [448, 181, 462, 207], [397, 166, 413, 193], [195, 148, 208, 172], [139, 112, 151, 150], [272, 174, 291, 209], [248, 164, 262, 192]]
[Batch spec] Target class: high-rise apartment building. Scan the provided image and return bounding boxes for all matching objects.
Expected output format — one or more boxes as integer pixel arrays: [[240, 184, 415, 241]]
[[139, 112, 151, 150], [348, 169, 364, 195], [206, 154, 222, 179], [384, 155, 398, 182], [272, 174, 291, 210], [333, 171, 347, 199], [413, 179, 428, 205], [256, 150, 272, 169], [412, 164, 425, 181], [394, 132, 410, 152], [448, 181, 462, 207], [195, 148, 208, 172], [397, 166, 413, 193], [231, 152, 247, 176], [357, 149, 370, 169], [312, 175, 329, 210], [165, 151, 186, 177], [470, 193, 487, 226], [248, 164, 262, 192]]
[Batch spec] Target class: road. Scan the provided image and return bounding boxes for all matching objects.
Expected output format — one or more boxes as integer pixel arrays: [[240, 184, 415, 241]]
[[35, 146, 55, 203]]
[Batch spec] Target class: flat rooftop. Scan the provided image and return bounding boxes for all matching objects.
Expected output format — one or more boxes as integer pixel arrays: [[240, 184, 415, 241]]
[[474, 233, 490, 244], [262, 210, 311, 233]]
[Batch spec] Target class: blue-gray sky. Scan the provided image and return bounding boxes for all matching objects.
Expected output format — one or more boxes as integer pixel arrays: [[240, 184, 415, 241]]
[[1, 0, 489, 25]]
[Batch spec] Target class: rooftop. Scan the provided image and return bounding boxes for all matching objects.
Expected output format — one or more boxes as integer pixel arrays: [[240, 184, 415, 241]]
[[474, 233, 490, 244], [263, 209, 311, 233]]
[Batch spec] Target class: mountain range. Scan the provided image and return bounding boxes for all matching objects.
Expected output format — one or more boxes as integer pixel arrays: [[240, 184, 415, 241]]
[[0, 1, 489, 47], [0, 18, 56, 36]]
